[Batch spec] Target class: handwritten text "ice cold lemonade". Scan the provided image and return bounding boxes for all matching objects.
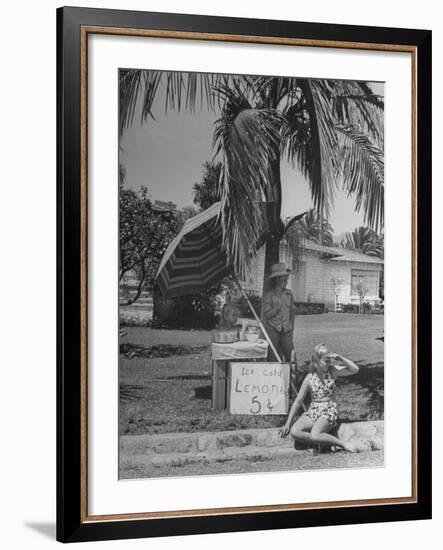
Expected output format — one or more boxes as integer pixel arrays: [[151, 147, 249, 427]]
[[229, 362, 289, 415], [234, 365, 286, 394]]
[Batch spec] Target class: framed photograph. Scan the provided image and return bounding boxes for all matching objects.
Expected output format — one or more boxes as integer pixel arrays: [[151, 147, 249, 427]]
[[57, 6, 432, 543]]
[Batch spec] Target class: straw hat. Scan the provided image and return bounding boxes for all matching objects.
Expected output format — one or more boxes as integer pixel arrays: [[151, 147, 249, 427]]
[[268, 262, 292, 279]]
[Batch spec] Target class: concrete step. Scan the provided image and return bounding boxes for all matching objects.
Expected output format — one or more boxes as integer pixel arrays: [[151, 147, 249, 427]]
[[120, 422, 384, 459], [121, 427, 290, 456], [120, 445, 303, 470]]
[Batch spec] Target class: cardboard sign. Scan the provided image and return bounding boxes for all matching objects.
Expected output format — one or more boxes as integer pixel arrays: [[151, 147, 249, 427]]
[[229, 362, 289, 415]]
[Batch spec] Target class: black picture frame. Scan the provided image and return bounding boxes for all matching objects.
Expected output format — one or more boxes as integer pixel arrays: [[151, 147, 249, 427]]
[[57, 6, 432, 543]]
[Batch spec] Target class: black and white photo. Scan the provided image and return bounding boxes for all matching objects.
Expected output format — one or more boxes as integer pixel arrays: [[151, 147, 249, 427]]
[[118, 70, 385, 480]]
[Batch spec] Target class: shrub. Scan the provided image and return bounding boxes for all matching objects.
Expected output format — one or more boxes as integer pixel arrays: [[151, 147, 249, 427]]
[[342, 303, 360, 313], [234, 292, 262, 318], [154, 291, 223, 329], [294, 302, 325, 315]]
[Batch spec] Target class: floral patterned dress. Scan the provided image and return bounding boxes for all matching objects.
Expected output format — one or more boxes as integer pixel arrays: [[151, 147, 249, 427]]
[[306, 370, 338, 427]]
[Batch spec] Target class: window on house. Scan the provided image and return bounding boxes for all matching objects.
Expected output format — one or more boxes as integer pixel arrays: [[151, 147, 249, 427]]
[[351, 269, 379, 297]]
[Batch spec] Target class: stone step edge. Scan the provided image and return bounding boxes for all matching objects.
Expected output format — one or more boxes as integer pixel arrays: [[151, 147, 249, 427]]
[[120, 421, 384, 456], [121, 446, 304, 469], [121, 439, 383, 470]]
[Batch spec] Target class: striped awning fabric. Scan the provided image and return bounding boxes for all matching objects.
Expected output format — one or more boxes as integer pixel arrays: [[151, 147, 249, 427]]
[[155, 202, 230, 298]]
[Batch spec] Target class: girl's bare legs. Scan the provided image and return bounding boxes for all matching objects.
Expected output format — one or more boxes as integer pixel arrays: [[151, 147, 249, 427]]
[[289, 414, 315, 445], [310, 417, 357, 452]]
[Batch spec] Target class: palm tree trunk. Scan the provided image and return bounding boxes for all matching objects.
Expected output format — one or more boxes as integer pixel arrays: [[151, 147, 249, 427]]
[[262, 157, 283, 295], [263, 236, 281, 293]]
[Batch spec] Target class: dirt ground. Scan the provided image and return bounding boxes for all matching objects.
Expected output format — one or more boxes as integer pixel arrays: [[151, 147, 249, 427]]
[[121, 449, 385, 480]]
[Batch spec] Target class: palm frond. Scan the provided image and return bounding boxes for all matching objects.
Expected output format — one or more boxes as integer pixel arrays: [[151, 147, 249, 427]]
[[281, 96, 312, 181], [119, 70, 232, 132], [119, 69, 143, 134], [333, 80, 384, 147], [297, 79, 340, 218], [337, 125, 384, 232], [357, 82, 385, 110], [212, 86, 285, 276], [247, 76, 295, 110], [287, 208, 334, 246], [340, 226, 384, 258]]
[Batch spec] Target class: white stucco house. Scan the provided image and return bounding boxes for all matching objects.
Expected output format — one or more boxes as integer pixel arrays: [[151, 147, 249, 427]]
[[241, 238, 384, 311]]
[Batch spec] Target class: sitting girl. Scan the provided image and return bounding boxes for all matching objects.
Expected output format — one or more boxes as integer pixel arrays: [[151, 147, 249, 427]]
[[279, 343, 359, 452]]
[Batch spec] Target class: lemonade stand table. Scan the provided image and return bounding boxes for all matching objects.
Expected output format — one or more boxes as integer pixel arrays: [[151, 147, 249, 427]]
[[211, 340, 268, 412]]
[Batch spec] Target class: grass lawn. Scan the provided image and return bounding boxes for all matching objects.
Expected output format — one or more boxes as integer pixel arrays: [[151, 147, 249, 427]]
[[120, 313, 384, 436]]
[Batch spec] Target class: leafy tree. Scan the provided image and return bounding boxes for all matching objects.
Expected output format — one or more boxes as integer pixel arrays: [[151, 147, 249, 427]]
[[180, 205, 199, 221], [193, 161, 222, 210], [120, 186, 181, 305], [120, 71, 384, 293]]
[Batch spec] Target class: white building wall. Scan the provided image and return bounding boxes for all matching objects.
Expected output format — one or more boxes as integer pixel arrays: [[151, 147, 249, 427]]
[[303, 251, 326, 303], [242, 246, 265, 294], [332, 261, 382, 305], [322, 261, 351, 307], [242, 243, 382, 309], [242, 242, 296, 295], [305, 257, 382, 308]]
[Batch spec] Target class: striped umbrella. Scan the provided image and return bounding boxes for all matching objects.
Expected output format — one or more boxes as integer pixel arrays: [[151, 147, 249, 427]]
[[155, 202, 286, 365], [155, 202, 229, 298]]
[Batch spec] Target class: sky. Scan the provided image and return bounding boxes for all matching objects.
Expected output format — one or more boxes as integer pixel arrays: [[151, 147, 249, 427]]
[[120, 77, 384, 236]]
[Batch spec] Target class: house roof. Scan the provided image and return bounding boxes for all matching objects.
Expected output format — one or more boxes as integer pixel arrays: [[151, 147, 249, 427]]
[[302, 239, 384, 265]]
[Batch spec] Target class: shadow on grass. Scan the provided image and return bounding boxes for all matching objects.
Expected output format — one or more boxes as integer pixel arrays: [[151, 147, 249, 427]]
[[120, 376, 213, 403], [162, 374, 211, 381], [194, 385, 212, 399], [339, 361, 384, 419], [120, 342, 208, 359], [120, 384, 145, 402]]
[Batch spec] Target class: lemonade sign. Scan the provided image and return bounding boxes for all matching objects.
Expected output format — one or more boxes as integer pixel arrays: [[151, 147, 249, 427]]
[[229, 362, 289, 415]]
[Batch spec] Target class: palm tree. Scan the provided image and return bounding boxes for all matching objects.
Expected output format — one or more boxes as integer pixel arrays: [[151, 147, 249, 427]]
[[120, 70, 384, 291], [340, 226, 384, 258], [288, 208, 334, 246]]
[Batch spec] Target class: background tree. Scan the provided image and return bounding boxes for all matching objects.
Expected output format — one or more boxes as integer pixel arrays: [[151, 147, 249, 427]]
[[120, 186, 181, 305], [180, 205, 199, 221], [357, 281, 369, 314], [288, 208, 334, 246], [340, 226, 384, 259], [340, 225, 384, 301], [120, 71, 384, 294], [330, 275, 345, 313], [193, 161, 222, 210]]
